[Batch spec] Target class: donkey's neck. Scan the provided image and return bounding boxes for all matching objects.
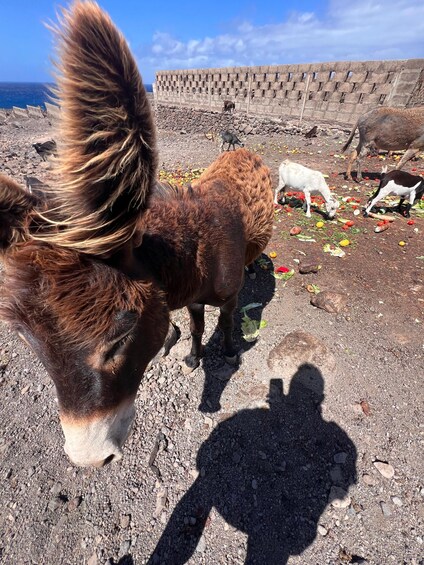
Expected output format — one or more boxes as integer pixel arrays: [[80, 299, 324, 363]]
[[134, 192, 207, 309]]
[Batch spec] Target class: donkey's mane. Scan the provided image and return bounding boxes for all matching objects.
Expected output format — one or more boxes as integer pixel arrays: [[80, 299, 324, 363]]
[[33, 1, 157, 257]]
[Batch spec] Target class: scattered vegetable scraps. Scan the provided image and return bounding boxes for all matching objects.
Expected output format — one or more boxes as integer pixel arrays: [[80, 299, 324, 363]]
[[306, 284, 321, 294], [272, 268, 295, 281], [323, 244, 346, 257], [240, 303, 267, 342]]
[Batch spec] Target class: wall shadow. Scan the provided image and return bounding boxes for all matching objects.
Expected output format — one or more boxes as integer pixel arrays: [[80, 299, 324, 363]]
[[198, 253, 275, 413], [148, 364, 357, 564]]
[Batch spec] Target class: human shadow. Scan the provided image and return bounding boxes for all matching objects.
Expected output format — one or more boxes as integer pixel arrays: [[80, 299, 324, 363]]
[[198, 253, 276, 413], [148, 364, 357, 564]]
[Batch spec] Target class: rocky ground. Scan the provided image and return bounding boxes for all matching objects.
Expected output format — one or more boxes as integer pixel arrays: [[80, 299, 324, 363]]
[[0, 112, 423, 565]]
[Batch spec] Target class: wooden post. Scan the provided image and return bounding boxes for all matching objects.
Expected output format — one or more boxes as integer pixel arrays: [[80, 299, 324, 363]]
[[246, 73, 252, 117], [299, 74, 311, 126]]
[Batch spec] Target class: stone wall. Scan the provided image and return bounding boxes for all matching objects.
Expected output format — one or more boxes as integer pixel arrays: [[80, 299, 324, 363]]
[[155, 104, 337, 137], [155, 59, 424, 127]]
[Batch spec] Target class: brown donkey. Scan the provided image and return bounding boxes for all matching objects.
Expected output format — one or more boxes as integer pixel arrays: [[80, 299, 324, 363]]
[[0, 2, 274, 467]]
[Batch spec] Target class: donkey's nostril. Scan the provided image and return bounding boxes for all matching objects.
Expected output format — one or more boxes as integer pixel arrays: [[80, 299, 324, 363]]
[[102, 454, 116, 466]]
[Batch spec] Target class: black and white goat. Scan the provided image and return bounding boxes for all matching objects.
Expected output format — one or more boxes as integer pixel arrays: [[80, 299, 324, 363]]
[[364, 167, 424, 217], [275, 159, 340, 218]]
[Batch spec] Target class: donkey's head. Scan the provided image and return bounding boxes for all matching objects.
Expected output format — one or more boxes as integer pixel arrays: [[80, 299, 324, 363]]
[[0, 1, 164, 466]]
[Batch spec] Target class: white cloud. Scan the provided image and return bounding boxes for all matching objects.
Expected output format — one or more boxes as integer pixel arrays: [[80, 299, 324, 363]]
[[137, 0, 424, 81]]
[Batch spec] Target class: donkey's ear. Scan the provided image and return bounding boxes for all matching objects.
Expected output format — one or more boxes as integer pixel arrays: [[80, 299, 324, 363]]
[[0, 175, 38, 252]]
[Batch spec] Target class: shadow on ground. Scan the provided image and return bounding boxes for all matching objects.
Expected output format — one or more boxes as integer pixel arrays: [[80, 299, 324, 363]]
[[198, 253, 276, 413], [148, 364, 357, 564]]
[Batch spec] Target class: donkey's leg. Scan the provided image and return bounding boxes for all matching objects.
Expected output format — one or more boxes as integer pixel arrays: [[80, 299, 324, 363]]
[[355, 144, 368, 182], [245, 263, 256, 280], [218, 295, 239, 365], [184, 303, 205, 369], [396, 147, 420, 170], [345, 147, 357, 181]]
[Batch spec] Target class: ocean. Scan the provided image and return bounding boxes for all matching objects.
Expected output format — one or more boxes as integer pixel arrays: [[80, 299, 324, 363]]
[[0, 82, 153, 110]]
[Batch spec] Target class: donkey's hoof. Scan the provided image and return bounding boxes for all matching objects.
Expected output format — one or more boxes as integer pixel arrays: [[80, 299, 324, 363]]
[[184, 354, 201, 370], [224, 353, 239, 366]]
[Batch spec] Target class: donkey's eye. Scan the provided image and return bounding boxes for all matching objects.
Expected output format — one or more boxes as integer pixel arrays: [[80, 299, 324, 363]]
[[104, 334, 132, 363]]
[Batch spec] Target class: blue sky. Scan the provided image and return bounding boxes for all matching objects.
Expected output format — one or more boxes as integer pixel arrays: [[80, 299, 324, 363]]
[[0, 0, 423, 84]]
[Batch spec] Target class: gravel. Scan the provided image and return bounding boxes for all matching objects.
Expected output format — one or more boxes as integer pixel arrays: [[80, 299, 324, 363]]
[[0, 115, 423, 564]]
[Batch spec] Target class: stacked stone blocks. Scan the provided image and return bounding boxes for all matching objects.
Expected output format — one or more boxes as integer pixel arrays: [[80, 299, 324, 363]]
[[155, 59, 423, 126]]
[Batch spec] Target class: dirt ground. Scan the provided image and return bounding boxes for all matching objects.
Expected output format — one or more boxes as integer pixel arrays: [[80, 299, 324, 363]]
[[0, 114, 423, 565]]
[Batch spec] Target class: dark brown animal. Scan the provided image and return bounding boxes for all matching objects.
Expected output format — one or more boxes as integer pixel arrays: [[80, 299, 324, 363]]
[[0, 1, 274, 468], [304, 125, 318, 139], [223, 100, 235, 113], [32, 140, 58, 161], [343, 107, 424, 181]]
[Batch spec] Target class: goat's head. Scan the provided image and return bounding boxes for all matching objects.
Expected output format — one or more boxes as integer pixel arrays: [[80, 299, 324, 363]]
[[325, 198, 340, 219], [0, 1, 163, 467]]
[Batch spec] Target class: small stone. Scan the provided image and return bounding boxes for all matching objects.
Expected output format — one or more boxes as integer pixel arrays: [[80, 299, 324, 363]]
[[317, 525, 328, 536], [298, 260, 321, 274], [204, 416, 213, 428], [362, 474, 376, 486], [391, 496, 402, 506], [380, 501, 392, 517], [154, 487, 168, 518], [311, 291, 348, 314], [67, 496, 82, 511], [120, 514, 131, 529], [374, 461, 395, 479], [334, 452, 347, 464], [48, 496, 65, 512], [119, 540, 131, 555], [87, 554, 97, 565], [252, 479, 258, 490], [329, 486, 351, 508]]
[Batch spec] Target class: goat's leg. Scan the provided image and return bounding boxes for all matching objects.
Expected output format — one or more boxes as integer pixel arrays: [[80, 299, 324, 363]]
[[395, 196, 406, 215], [184, 303, 205, 369], [364, 187, 387, 216], [218, 295, 239, 365], [304, 192, 312, 217], [396, 147, 420, 170], [404, 189, 417, 218]]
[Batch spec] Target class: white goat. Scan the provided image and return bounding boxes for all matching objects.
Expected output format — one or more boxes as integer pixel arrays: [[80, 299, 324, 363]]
[[364, 166, 424, 217], [275, 160, 339, 218]]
